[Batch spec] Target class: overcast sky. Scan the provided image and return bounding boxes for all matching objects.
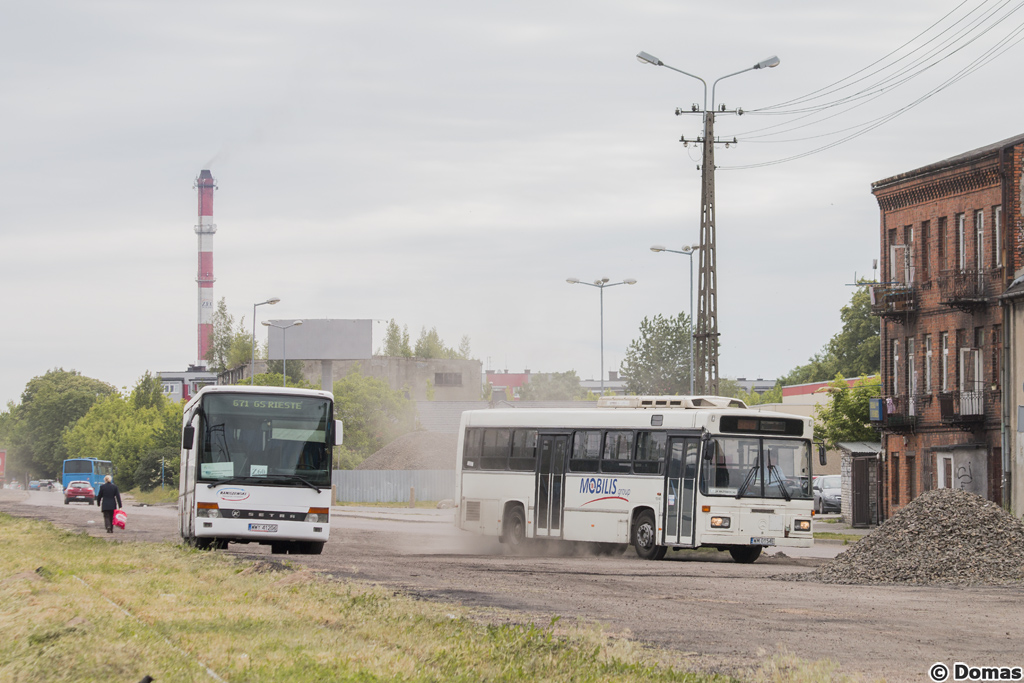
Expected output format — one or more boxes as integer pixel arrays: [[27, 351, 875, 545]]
[[2, 0, 1022, 408]]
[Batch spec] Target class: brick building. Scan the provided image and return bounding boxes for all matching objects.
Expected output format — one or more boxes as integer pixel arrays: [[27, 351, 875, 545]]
[[870, 133, 1024, 519]]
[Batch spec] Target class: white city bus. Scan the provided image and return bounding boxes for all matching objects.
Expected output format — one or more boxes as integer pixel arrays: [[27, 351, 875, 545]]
[[179, 385, 341, 555], [455, 395, 821, 562]]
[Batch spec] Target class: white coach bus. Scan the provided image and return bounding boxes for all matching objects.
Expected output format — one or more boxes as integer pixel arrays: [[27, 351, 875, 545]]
[[179, 385, 341, 555], [455, 395, 821, 563]]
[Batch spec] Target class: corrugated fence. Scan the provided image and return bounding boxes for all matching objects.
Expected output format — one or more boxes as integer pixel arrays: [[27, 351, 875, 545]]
[[332, 470, 455, 503]]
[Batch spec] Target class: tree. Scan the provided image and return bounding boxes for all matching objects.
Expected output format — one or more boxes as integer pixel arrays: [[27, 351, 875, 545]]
[[333, 365, 417, 468], [620, 312, 692, 395], [5, 369, 116, 478], [414, 327, 447, 359], [813, 374, 881, 450], [781, 286, 879, 386], [62, 373, 181, 489], [382, 319, 413, 357], [264, 359, 306, 386], [519, 371, 588, 401], [205, 298, 235, 373]]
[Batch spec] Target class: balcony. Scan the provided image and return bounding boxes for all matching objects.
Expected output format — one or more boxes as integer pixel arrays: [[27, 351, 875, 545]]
[[881, 395, 917, 432], [938, 269, 989, 312], [938, 390, 985, 430], [870, 284, 917, 321]]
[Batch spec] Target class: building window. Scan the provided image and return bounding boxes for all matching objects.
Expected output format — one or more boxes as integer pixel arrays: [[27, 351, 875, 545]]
[[892, 454, 900, 506], [992, 324, 1001, 390], [938, 455, 954, 488], [920, 220, 930, 281], [937, 216, 946, 268], [924, 334, 933, 393], [434, 372, 462, 387], [975, 210, 984, 272], [892, 339, 901, 395], [907, 455, 916, 500], [940, 332, 949, 392], [956, 213, 966, 270], [907, 337, 916, 397], [994, 206, 1002, 267]]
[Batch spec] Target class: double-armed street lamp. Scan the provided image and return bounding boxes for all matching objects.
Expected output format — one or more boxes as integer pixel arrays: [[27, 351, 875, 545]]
[[650, 244, 699, 395], [251, 297, 281, 384], [566, 277, 637, 395], [262, 320, 303, 387], [636, 50, 779, 395]]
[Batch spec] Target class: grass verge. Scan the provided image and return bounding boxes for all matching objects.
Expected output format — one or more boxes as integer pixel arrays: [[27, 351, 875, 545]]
[[1, 513, 860, 682], [813, 532, 863, 544]]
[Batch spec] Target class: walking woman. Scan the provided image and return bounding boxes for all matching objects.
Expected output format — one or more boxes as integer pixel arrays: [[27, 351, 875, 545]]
[[95, 475, 122, 533]]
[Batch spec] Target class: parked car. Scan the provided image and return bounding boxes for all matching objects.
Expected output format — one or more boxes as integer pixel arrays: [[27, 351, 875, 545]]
[[64, 481, 95, 505], [813, 475, 842, 514], [28, 480, 40, 491], [38, 479, 55, 490]]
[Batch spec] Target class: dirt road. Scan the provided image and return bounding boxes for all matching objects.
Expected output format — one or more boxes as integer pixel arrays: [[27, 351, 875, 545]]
[[5, 489, 1023, 682]]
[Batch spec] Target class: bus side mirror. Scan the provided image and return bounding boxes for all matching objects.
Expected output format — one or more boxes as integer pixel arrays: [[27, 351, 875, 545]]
[[182, 425, 195, 450], [701, 431, 712, 461], [818, 444, 827, 467], [335, 420, 343, 446]]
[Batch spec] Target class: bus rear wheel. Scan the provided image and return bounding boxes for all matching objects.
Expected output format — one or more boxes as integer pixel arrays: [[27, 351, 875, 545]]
[[633, 511, 666, 561], [729, 546, 762, 563], [503, 507, 529, 555]]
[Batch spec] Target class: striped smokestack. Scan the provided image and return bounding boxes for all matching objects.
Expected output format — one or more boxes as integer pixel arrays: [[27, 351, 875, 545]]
[[195, 169, 217, 367]]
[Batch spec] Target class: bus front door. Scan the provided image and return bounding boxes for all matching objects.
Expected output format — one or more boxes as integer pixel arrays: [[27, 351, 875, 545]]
[[664, 437, 698, 546], [535, 434, 568, 538]]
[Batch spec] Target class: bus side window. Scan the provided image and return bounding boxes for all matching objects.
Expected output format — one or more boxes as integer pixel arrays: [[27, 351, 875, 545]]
[[509, 429, 537, 471], [601, 431, 633, 474], [569, 430, 600, 472], [634, 431, 666, 475], [481, 429, 511, 470], [463, 429, 483, 470]]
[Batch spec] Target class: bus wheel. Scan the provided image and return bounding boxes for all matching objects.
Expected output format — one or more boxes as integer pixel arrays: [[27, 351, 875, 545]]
[[633, 511, 666, 561], [504, 507, 529, 554], [303, 542, 325, 555], [271, 543, 287, 554], [729, 546, 762, 563]]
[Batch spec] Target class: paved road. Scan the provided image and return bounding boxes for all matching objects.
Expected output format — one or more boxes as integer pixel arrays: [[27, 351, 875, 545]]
[[4, 489, 1023, 682]]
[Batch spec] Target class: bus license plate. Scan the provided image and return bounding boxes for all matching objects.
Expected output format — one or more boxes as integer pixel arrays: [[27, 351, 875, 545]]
[[249, 523, 278, 533], [750, 537, 775, 546]]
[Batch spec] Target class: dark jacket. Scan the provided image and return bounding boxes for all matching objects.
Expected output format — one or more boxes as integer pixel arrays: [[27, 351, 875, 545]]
[[96, 482, 122, 511]]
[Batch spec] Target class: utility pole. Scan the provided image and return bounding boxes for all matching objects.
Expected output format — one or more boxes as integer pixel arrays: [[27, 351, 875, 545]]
[[637, 52, 780, 396], [696, 111, 720, 395]]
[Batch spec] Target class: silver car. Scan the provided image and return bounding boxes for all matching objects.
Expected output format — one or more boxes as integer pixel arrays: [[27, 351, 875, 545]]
[[813, 475, 842, 514]]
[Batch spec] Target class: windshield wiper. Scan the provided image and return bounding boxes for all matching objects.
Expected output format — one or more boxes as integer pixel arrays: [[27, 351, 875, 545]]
[[206, 476, 261, 489], [269, 474, 322, 493], [735, 464, 759, 499], [767, 464, 792, 502]]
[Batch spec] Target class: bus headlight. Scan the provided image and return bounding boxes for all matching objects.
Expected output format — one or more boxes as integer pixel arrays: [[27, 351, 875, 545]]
[[794, 519, 811, 532], [197, 503, 219, 518], [306, 507, 329, 523], [710, 516, 731, 529]]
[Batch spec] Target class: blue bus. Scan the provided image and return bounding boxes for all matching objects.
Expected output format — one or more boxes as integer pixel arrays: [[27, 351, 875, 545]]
[[62, 458, 114, 491]]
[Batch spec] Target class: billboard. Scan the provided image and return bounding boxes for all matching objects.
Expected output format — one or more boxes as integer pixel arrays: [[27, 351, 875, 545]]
[[265, 319, 372, 361]]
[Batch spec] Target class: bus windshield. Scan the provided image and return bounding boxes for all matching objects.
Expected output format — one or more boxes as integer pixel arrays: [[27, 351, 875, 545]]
[[700, 437, 812, 500], [196, 393, 333, 488]]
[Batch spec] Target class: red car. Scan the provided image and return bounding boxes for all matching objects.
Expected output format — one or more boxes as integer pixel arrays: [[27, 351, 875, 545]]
[[64, 481, 95, 505]]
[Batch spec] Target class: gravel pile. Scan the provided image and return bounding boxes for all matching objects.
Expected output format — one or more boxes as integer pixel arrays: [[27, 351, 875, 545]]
[[804, 488, 1024, 586], [355, 431, 458, 470]]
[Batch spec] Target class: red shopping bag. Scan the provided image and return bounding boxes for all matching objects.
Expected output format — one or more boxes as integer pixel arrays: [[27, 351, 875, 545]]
[[113, 509, 127, 529]]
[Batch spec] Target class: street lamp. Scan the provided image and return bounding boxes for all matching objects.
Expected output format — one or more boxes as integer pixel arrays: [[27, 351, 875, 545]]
[[262, 320, 303, 387], [651, 244, 700, 395], [566, 277, 638, 395], [636, 50, 779, 395], [251, 297, 281, 384]]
